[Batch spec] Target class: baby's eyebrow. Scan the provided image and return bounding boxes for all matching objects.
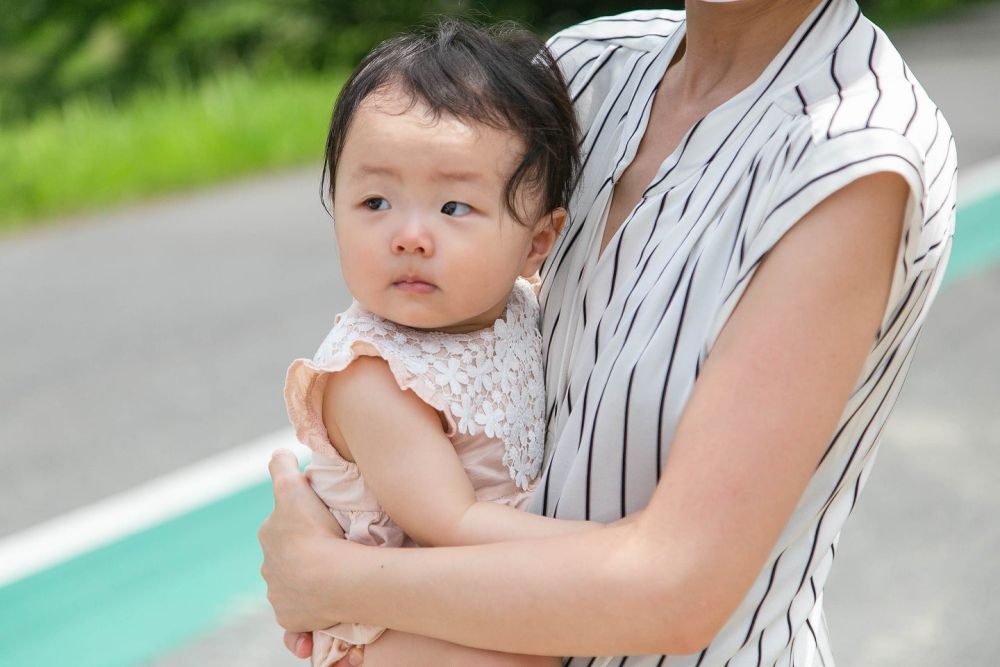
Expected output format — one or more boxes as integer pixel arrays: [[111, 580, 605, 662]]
[[431, 169, 487, 185], [349, 163, 489, 187], [352, 164, 401, 179]]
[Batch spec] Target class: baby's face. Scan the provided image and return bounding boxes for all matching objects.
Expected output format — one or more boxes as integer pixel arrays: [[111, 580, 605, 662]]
[[333, 89, 552, 332]]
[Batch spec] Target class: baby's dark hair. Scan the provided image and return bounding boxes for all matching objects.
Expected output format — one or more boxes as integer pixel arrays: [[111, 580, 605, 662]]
[[322, 18, 581, 225]]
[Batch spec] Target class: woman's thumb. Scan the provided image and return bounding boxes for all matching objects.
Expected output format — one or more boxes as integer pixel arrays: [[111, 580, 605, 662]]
[[268, 448, 301, 486]]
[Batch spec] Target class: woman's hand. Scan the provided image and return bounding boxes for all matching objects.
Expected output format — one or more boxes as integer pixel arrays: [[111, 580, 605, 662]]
[[258, 448, 348, 633]]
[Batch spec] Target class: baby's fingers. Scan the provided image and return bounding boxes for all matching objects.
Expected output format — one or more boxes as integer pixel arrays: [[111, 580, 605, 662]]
[[334, 646, 365, 666], [284, 630, 312, 659]]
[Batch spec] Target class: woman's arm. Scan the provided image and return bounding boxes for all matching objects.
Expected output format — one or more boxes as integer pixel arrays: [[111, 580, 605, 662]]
[[321, 356, 596, 546], [261, 172, 910, 656]]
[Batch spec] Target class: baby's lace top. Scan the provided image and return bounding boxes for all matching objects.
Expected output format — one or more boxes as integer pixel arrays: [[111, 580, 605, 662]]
[[304, 278, 545, 490]]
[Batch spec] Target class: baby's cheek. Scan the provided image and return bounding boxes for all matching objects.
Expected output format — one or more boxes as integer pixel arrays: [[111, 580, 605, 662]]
[[461, 264, 502, 296], [342, 266, 383, 313]]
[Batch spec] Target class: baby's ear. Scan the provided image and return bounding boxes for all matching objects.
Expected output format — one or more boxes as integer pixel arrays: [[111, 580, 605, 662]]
[[520, 208, 567, 278], [546, 208, 567, 237]]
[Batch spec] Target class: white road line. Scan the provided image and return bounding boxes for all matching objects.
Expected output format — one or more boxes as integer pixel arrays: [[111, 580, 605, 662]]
[[959, 155, 1000, 206], [0, 429, 310, 588]]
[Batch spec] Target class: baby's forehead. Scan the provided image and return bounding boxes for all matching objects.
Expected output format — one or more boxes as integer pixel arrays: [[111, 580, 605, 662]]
[[361, 84, 526, 140], [346, 96, 523, 171], [363, 99, 477, 138], [337, 106, 523, 189]]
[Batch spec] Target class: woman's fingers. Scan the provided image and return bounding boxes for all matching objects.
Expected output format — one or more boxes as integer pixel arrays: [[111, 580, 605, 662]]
[[260, 448, 352, 632], [265, 448, 345, 538], [284, 630, 313, 659]]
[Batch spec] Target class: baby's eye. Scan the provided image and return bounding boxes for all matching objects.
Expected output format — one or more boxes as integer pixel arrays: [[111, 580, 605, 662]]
[[364, 197, 390, 211], [441, 201, 471, 217]]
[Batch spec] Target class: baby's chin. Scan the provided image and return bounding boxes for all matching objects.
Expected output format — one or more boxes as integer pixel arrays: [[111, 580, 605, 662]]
[[358, 299, 455, 332], [366, 301, 496, 335]]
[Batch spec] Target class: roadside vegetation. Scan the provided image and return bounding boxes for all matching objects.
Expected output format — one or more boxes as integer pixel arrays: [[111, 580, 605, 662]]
[[0, 69, 342, 231]]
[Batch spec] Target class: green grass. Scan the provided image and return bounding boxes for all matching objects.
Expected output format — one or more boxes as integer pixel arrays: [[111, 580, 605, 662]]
[[0, 68, 345, 231]]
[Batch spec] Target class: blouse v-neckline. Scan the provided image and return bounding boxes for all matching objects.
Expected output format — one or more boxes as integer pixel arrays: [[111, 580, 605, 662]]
[[593, 0, 845, 266]]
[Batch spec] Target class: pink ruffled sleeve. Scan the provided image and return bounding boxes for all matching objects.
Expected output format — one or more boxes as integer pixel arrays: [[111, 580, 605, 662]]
[[283, 309, 458, 459]]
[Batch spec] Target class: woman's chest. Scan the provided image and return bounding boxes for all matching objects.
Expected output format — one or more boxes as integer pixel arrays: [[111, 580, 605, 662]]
[[601, 77, 722, 256], [538, 87, 799, 483], [546, 155, 775, 371]]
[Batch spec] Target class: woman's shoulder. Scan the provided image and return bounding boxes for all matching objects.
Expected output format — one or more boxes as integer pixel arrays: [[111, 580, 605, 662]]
[[745, 19, 957, 312], [546, 10, 685, 134], [773, 17, 951, 168], [548, 9, 684, 47], [546, 9, 684, 66]]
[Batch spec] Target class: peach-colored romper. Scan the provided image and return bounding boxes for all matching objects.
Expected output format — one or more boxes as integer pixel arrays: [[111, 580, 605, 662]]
[[284, 278, 545, 667]]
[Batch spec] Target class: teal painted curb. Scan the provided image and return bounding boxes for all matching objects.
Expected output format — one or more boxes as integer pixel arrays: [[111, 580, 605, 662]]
[[945, 191, 1000, 285], [0, 482, 272, 667]]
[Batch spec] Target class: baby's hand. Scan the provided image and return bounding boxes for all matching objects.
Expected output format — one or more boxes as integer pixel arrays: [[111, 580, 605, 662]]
[[337, 645, 365, 665], [283, 631, 365, 664], [284, 631, 312, 659]]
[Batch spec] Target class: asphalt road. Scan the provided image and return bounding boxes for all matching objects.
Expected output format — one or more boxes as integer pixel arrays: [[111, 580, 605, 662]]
[[3, 3, 999, 665]]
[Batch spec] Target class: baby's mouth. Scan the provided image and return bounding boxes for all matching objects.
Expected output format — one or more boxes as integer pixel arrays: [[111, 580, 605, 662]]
[[393, 278, 437, 294]]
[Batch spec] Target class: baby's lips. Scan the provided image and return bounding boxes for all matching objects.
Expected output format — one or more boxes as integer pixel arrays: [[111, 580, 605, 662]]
[[392, 278, 438, 294]]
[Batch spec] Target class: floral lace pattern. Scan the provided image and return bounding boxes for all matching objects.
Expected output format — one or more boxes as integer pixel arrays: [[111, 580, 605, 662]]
[[312, 279, 545, 490]]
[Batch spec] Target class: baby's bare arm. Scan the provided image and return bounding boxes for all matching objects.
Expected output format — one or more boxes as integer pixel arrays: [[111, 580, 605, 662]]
[[323, 356, 596, 547]]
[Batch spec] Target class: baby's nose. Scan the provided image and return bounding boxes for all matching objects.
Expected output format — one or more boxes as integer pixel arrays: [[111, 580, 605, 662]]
[[393, 239, 429, 254], [392, 222, 434, 255]]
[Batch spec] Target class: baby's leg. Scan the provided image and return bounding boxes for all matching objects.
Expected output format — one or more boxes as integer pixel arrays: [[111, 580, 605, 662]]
[[363, 629, 561, 667]]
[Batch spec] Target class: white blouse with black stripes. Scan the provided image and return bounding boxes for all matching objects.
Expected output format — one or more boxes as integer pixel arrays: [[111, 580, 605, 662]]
[[532, 2, 956, 666]]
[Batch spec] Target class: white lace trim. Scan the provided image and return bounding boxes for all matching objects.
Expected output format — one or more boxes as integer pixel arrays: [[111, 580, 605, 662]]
[[312, 279, 545, 490]]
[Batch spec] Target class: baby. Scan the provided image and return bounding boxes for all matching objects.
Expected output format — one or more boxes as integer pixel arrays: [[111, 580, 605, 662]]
[[283, 19, 593, 667]]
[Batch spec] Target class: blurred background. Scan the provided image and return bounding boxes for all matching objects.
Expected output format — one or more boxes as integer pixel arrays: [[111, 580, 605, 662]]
[[1, 0, 997, 665]]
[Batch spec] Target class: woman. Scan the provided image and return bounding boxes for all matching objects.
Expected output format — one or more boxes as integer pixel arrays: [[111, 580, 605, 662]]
[[260, 0, 956, 664]]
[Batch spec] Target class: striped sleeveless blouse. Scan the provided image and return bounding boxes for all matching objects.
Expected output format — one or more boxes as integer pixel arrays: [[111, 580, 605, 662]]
[[530, 1, 957, 665]]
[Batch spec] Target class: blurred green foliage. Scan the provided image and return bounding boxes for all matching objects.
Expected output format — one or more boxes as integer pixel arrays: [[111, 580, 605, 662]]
[[0, 68, 344, 230], [0, 0, 989, 125], [0, 0, 679, 125], [863, 0, 988, 25]]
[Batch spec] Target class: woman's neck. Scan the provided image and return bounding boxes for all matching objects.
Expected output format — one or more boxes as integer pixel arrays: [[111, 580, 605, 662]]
[[670, 0, 825, 106]]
